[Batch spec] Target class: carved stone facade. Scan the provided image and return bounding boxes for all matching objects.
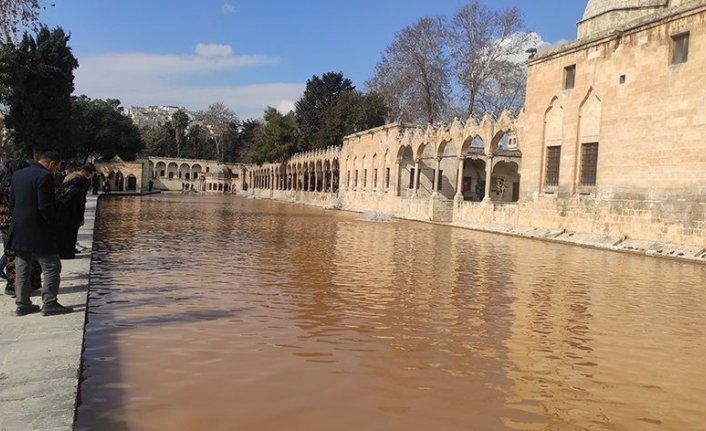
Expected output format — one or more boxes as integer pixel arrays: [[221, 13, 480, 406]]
[[95, 156, 149, 193], [250, 113, 520, 223], [147, 157, 245, 193], [520, 0, 706, 250], [246, 1, 706, 258], [96, 156, 245, 193], [249, 147, 341, 206]]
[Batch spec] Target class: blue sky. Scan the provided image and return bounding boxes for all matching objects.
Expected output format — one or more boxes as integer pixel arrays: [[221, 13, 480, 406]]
[[41, 1, 586, 120]]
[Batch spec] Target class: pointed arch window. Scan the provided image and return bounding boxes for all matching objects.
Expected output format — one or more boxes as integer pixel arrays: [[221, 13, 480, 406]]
[[544, 146, 561, 186], [580, 143, 599, 186]]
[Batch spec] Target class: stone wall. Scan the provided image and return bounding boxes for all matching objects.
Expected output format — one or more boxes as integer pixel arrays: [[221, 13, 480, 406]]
[[521, 5, 706, 248], [243, 3, 706, 256]]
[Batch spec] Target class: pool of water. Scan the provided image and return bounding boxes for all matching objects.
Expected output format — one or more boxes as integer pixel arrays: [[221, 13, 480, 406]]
[[75, 194, 706, 430]]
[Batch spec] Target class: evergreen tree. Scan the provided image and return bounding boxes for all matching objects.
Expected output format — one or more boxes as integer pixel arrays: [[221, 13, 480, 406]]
[[183, 123, 208, 159], [253, 107, 299, 164], [141, 122, 175, 158], [0, 26, 78, 158], [171, 109, 189, 158], [295, 72, 354, 150], [71, 96, 144, 161], [233, 119, 263, 164], [319, 91, 388, 146]]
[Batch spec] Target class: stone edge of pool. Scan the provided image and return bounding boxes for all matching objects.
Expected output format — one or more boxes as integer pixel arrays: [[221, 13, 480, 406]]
[[0, 195, 97, 431], [0, 191, 702, 431]]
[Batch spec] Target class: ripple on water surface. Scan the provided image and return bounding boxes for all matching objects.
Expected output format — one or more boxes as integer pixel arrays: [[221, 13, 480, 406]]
[[75, 194, 706, 431]]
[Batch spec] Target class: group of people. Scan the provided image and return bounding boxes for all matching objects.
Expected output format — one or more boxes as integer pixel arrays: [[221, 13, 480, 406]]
[[1, 151, 94, 316]]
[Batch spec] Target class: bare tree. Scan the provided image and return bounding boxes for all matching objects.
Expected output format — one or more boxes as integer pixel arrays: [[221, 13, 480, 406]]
[[367, 17, 451, 125], [449, 2, 531, 118], [196, 102, 237, 163], [0, 0, 51, 42]]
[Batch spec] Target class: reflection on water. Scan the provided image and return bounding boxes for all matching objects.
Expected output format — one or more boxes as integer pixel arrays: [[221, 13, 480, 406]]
[[75, 194, 706, 431]]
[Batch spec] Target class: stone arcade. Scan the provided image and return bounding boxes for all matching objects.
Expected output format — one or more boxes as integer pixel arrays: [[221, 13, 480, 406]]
[[249, 0, 706, 257]]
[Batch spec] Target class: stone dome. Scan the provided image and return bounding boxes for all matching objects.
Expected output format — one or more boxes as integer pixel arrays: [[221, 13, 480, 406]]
[[578, 0, 673, 39], [214, 164, 232, 175], [582, 0, 667, 22]]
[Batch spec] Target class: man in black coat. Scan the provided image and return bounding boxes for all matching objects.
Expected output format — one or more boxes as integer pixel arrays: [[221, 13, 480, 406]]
[[5, 151, 73, 316]]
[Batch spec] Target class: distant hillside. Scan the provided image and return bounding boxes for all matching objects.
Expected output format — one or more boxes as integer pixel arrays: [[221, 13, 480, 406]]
[[123, 105, 194, 128]]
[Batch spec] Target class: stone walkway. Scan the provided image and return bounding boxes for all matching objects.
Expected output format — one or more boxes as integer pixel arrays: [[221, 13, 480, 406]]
[[0, 196, 97, 431]]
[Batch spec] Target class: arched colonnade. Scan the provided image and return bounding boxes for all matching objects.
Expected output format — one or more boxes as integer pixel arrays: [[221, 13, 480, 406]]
[[342, 110, 521, 203], [250, 147, 341, 193]]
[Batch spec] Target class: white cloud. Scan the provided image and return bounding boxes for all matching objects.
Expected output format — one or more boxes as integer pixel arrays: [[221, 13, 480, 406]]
[[221, 3, 236, 14], [73, 49, 303, 119], [276, 99, 296, 114], [195, 43, 233, 57], [77, 51, 277, 80]]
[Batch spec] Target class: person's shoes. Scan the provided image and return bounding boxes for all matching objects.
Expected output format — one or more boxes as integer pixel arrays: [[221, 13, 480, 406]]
[[4, 287, 15, 298], [15, 304, 40, 316], [41, 302, 74, 316]]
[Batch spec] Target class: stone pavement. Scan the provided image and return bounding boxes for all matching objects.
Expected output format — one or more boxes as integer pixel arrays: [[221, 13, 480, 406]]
[[0, 196, 97, 431]]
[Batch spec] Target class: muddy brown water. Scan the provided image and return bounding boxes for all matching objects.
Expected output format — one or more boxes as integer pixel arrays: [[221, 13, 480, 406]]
[[75, 194, 706, 431]]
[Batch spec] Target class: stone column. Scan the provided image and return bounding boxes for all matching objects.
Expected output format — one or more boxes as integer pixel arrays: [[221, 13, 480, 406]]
[[315, 170, 319, 192], [455, 157, 465, 201], [412, 159, 421, 197], [432, 157, 441, 196], [329, 169, 335, 192], [322, 171, 327, 192], [483, 157, 493, 202]]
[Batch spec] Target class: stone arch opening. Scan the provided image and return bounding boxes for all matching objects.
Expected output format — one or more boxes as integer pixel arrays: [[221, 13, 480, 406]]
[[191, 164, 202, 180], [332, 158, 340, 193], [179, 163, 190, 180], [491, 161, 521, 202], [155, 161, 167, 178], [167, 162, 178, 180], [416, 143, 436, 198], [114, 171, 125, 192], [461, 158, 487, 201], [438, 140, 459, 200], [397, 145, 414, 197], [126, 174, 137, 191]]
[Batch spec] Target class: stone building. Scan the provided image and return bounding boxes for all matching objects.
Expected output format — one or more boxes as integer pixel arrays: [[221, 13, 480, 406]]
[[95, 156, 245, 193], [249, 147, 341, 206], [248, 0, 706, 257], [518, 0, 706, 248], [250, 114, 519, 223], [95, 156, 149, 193], [147, 157, 245, 193]]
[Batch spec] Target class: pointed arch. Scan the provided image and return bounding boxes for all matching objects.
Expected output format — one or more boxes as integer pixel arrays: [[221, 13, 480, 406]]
[[542, 96, 564, 188], [576, 87, 602, 188]]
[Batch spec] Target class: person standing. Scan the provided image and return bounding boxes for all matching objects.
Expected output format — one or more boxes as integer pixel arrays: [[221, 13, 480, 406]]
[[0, 159, 42, 296], [55, 163, 92, 259], [6, 151, 72, 316]]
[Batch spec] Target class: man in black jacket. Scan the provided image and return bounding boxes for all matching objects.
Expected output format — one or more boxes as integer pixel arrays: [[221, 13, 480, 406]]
[[6, 151, 72, 316]]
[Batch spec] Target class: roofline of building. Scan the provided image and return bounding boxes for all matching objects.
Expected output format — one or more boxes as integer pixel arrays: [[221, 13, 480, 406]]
[[529, 2, 706, 66], [343, 122, 423, 141]]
